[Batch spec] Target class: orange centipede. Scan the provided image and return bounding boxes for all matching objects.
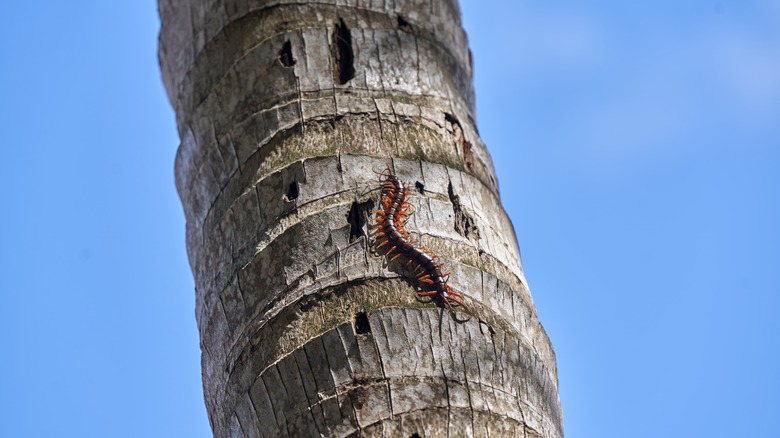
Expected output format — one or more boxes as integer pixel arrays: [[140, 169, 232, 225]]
[[372, 167, 470, 314]]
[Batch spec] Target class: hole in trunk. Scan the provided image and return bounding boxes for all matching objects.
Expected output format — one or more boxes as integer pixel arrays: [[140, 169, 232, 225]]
[[397, 15, 411, 31], [354, 312, 371, 334], [444, 112, 460, 128], [278, 40, 296, 67], [346, 199, 374, 242], [285, 181, 299, 200], [334, 17, 355, 84]]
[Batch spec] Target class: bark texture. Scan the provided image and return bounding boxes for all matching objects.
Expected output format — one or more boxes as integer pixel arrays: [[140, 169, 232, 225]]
[[158, 0, 563, 436]]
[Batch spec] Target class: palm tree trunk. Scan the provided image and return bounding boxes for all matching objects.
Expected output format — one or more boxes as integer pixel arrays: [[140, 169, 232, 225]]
[[158, 0, 563, 436]]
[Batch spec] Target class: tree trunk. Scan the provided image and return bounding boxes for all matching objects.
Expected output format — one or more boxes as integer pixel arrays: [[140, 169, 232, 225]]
[[158, 1, 563, 436]]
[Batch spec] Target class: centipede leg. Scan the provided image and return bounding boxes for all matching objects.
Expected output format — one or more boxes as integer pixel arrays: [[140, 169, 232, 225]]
[[375, 240, 391, 250], [389, 252, 405, 262], [416, 290, 438, 297]]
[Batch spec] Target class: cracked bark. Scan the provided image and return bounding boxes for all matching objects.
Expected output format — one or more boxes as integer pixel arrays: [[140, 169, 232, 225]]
[[158, 0, 563, 436]]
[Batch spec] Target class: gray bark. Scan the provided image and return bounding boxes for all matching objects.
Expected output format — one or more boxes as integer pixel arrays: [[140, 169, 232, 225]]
[[158, 0, 563, 436]]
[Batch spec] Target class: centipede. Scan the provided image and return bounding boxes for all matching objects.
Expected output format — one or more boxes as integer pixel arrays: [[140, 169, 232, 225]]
[[372, 167, 470, 314]]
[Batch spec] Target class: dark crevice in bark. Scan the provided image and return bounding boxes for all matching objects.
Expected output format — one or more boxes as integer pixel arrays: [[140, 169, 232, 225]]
[[415, 181, 425, 194], [397, 15, 411, 31], [445, 112, 475, 171], [278, 40, 296, 67], [354, 312, 371, 334], [447, 181, 479, 239], [329, 114, 344, 129], [334, 17, 355, 84], [444, 112, 460, 128], [410, 433, 421, 438], [346, 199, 374, 243], [285, 181, 299, 200]]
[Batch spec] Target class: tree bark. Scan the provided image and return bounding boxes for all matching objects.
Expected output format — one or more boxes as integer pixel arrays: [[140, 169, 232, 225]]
[[158, 0, 563, 436]]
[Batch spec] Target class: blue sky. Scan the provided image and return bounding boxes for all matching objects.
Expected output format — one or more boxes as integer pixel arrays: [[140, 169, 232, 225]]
[[0, 1, 778, 437]]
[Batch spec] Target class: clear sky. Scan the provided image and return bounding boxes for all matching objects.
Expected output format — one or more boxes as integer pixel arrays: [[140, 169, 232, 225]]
[[0, 1, 777, 437]]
